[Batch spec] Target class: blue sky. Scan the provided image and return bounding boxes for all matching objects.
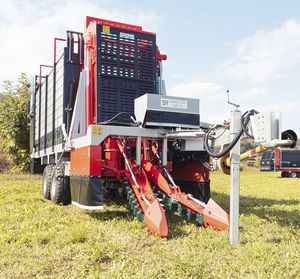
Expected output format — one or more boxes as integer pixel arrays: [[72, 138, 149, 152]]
[[0, 0, 299, 135]]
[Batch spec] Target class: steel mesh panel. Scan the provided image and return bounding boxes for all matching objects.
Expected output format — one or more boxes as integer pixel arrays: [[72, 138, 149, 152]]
[[97, 25, 156, 123]]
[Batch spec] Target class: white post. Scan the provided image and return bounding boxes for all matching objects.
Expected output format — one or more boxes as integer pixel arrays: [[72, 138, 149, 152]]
[[230, 110, 241, 245]]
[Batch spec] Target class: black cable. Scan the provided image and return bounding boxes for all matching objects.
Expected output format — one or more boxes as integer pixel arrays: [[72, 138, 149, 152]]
[[204, 125, 244, 158], [241, 109, 258, 139], [204, 110, 258, 158], [213, 125, 228, 140], [109, 112, 135, 122], [101, 121, 139, 127], [98, 112, 140, 126]]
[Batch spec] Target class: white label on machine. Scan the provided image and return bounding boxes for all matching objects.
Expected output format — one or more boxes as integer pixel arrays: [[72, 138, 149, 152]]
[[120, 32, 135, 40], [161, 98, 187, 109]]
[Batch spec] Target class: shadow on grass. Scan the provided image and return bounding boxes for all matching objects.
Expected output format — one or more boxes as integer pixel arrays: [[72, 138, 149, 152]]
[[87, 191, 299, 239], [87, 196, 200, 238], [87, 209, 130, 221], [87, 196, 131, 221], [212, 191, 300, 228], [165, 211, 200, 238]]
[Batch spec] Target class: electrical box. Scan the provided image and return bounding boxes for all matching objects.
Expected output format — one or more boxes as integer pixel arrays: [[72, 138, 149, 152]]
[[180, 138, 205, 151], [250, 111, 282, 143], [134, 94, 200, 128]]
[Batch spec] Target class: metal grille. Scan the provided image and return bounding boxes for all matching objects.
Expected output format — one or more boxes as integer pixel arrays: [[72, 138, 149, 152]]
[[97, 25, 156, 122]]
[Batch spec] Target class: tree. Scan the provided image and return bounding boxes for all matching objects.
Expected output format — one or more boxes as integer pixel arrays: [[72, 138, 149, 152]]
[[0, 74, 30, 172], [241, 138, 258, 153]]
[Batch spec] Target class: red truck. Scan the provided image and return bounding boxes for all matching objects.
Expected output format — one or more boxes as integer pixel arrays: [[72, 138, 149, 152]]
[[261, 149, 300, 177], [275, 149, 300, 178]]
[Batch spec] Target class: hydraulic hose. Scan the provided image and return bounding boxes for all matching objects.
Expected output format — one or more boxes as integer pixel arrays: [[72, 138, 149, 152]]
[[99, 112, 140, 127], [204, 110, 257, 158], [241, 109, 258, 139]]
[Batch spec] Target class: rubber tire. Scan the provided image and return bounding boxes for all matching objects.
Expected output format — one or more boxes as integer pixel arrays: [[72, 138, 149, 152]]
[[50, 163, 71, 205], [31, 158, 44, 174], [103, 187, 126, 201], [281, 172, 287, 178], [42, 165, 54, 200], [290, 172, 297, 178]]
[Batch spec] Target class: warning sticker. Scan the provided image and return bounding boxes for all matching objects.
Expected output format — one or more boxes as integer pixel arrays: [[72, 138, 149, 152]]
[[92, 126, 103, 136], [102, 26, 110, 34], [160, 98, 187, 109]]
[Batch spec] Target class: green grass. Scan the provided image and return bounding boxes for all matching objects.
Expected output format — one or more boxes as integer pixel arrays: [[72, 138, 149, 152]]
[[0, 172, 299, 278]]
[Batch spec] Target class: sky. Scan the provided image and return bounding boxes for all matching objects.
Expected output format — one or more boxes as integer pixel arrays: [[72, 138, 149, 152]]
[[0, 0, 299, 136]]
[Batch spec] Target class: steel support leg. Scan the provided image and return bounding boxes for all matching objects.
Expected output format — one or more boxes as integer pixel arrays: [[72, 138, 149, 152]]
[[230, 110, 241, 245]]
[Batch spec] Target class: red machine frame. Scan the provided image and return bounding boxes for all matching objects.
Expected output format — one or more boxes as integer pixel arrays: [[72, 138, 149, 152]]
[[33, 16, 230, 238]]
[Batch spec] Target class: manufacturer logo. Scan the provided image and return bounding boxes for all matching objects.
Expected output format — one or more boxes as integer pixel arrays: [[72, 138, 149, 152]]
[[120, 32, 135, 40], [161, 98, 187, 109]]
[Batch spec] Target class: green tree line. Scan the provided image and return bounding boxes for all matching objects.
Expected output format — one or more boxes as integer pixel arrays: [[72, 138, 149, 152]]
[[0, 73, 30, 172]]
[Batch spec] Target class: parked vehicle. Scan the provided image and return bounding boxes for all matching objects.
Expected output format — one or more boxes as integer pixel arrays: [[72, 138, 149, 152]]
[[260, 151, 275, 171], [260, 149, 300, 177], [276, 149, 300, 178]]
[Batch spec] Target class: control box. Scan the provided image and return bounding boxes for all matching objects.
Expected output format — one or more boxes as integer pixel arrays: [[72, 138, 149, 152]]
[[250, 111, 282, 143], [134, 94, 200, 129]]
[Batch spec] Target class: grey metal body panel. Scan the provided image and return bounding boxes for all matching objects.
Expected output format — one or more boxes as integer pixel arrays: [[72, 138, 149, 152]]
[[70, 124, 206, 150]]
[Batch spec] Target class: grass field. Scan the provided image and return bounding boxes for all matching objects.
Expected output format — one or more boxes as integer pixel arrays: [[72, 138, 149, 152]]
[[0, 171, 299, 278]]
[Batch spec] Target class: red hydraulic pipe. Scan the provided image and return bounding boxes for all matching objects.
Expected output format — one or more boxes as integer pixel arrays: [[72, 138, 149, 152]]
[[54, 37, 66, 65], [54, 37, 80, 65]]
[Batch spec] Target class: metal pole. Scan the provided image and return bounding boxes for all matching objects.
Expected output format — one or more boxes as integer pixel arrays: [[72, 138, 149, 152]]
[[162, 138, 168, 166], [136, 136, 141, 167], [230, 110, 241, 245]]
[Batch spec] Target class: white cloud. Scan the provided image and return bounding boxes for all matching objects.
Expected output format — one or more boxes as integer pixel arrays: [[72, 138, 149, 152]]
[[220, 19, 300, 83], [168, 82, 271, 124], [238, 87, 267, 100], [226, 87, 269, 105], [0, 0, 162, 85], [167, 19, 300, 133], [169, 81, 223, 99], [168, 81, 230, 124]]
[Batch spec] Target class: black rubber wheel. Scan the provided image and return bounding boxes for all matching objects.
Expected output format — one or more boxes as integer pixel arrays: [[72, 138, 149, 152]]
[[281, 172, 287, 178], [42, 165, 54, 200], [290, 172, 297, 178], [64, 176, 71, 204], [31, 158, 44, 174], [50, 163, 71, 205]]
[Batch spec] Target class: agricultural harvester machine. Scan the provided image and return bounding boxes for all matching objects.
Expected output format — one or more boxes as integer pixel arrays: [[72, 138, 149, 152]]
[[28, 16, 296, 237]]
